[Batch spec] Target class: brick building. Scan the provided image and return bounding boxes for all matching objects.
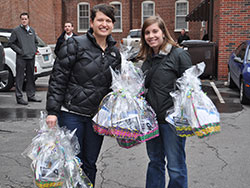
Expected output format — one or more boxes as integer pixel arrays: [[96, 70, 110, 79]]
[[0, 0, 62, 45], [186, 0, 250, 79], [0, 0, 249, 80]]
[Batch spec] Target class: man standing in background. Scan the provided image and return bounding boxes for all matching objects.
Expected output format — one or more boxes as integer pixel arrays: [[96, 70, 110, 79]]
[[177, 28, 190, 46], [54, 22, 77, 56], [9, 12, 41, 105]]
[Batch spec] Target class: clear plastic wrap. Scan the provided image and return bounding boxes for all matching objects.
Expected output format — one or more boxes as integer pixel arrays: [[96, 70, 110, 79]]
[[93, 47, 159, 148], [22, 111, 93, 188], [166, 62, 221, 138], [166, 90, 194, 137]]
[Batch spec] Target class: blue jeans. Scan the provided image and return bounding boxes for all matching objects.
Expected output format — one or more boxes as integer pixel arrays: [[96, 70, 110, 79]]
[[58, 111, 103, 186], [146, 123, 187, 188]]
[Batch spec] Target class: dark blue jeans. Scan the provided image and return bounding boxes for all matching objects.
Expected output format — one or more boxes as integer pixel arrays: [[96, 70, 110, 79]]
[[58, 111, 103, 186], [146, 123, 187, 188]]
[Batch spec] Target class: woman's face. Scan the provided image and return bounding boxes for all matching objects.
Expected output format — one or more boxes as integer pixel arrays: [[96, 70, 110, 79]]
[[90, 11, 114, 39], [144, 23, 165, 54]]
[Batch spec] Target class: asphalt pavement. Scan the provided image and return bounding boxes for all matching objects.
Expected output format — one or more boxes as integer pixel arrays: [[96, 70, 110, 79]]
[[0, 77, 250, 188]]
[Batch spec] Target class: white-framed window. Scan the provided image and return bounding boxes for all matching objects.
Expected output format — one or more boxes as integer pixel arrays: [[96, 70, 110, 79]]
[[77, 2, 90, 32], [110, 1, 122, 32], [141, 1, 155, 24], [175, 0, 189, 31]]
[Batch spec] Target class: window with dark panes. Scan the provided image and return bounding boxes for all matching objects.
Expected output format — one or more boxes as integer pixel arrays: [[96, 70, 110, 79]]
[[110, 2, 122, 31], [175, 0, 189, 31], [78, 3, 89, 32], [142, 1, 155, 24]]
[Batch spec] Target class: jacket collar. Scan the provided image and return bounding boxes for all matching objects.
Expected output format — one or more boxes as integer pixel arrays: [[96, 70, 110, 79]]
[[158, 43, 173, 56], [87, 28, 116, 48], [148, 43, 173, 61]]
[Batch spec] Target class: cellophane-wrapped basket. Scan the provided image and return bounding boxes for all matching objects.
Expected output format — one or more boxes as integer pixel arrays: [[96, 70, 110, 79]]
[[93, 47, 159, 148], [22, 111, 93, 188], [166, 62, 221, 138]]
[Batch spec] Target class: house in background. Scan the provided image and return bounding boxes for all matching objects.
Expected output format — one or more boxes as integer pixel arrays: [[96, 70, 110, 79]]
[[0, 0, 249, 80]]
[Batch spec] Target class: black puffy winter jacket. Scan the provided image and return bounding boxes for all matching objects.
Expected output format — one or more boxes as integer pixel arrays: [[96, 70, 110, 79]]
[[141, 44, 192, 124], [46, 28, 121, 117]]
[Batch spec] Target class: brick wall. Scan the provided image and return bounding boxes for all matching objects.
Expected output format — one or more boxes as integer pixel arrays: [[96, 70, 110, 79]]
[[0, 0, 202, 46], [217, 0, 250, 80], [3, 0, 246, 80], [61, 0, 202, 45], [0, 0, 58, 44]]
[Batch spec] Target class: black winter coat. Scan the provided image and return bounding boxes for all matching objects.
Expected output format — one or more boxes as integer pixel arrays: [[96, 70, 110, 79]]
[[54, 31, 77, 56], [141, 44, 192, 124], [46, 28, 121, 117]]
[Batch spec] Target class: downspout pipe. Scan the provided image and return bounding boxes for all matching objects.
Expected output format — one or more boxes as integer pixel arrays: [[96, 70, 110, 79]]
[[129, 0, 133, 30], [209, 0, 213, 41]]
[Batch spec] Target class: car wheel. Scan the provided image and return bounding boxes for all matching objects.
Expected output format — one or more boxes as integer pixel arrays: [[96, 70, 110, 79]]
[[0, 66, 14, 92], [227, 70, 236, 88], [240, 79, 250, 104]]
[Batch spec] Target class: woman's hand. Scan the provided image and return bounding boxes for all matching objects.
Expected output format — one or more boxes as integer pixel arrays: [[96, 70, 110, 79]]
[[46, 115, 58, 128]]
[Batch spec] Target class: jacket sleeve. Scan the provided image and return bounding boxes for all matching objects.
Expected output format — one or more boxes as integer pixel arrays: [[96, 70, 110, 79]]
[[54, 37, 63, 57], [114, 49, 122, 71], [54, 41, 60, 57], [8, 30, 22, 55], [177, 49, 192, 77], [46, 38, 77, 116]]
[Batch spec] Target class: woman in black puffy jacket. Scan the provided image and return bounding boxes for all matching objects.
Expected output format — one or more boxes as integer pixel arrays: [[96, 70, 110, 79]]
[[46, 4, 121, 186]]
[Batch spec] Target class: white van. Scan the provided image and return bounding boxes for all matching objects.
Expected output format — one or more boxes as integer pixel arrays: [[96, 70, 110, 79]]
[[0, 30, 54, 91]]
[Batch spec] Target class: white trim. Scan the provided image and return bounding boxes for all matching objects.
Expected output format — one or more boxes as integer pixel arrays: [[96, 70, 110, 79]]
[[110, 1, 122, 31], [77, 2, 90, 33], [175, 0, 189, 31], [112, 29, 123, 33], [210, 81, 225, 103], [141, 1, 155, 25]]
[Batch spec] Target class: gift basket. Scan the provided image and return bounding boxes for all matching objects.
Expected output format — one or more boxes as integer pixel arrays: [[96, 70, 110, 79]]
[[93, 47, 159, 148], [166, 90, 194, 137], [22, 111, 93, 188], [166, 62, 221, 138]]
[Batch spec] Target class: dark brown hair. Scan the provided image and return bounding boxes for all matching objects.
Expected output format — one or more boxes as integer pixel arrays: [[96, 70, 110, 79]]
[[20, 12, 29, 18], [137, 15, 178, 60], [91, 4, 116, 23], [64, 21, 73, 27]]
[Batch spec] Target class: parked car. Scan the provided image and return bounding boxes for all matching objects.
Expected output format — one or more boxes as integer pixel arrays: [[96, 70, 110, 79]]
[[0, 29, 54, 91], [0, 42, 9, 89], [121, 29, 141, 48], [227, 40, 250, 104]]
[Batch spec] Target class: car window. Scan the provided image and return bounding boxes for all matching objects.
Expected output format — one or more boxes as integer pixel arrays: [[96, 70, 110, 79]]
[[247, 48, 250, 62], [37, 36, 47, 47], [0, 35, 10, 48], [239, 44, 246, 60], [129, 30, 141, 38], [235, 43, 246, 60]]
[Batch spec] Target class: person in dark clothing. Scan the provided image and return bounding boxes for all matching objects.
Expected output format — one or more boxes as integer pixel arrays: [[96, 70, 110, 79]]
[[54, 22, 77, 56], [137, 16, 192, 188], [46, 4, 121, 186], [9, 12, 41, 105], [177, 28, 190, 45], [202, 33, 209, 41]]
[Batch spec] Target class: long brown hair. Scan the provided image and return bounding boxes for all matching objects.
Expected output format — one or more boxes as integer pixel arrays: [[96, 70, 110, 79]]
[[137, 15, 178, 61]]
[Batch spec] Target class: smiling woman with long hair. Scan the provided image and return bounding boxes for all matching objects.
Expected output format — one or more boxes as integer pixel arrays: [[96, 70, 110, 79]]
[[138, 15, 192, 188]]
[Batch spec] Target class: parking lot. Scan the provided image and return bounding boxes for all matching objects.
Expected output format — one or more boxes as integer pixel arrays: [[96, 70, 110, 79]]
[[0, 76, 250, 188]]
